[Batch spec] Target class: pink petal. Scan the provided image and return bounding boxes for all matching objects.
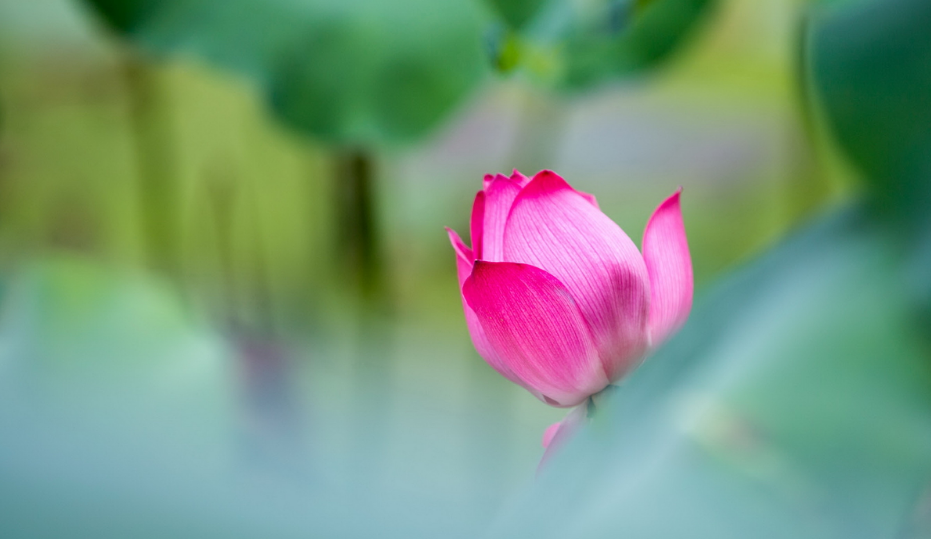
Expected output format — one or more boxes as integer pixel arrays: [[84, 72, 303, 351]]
[[538, 404, 588, 470], [502, 170, 650, 382], [446, 227, 473, 287], [510, 169, 531, 187], [446, 228, 536, 393], [642, 188, 693, 345], [481, 175, 523, 262], [470, 191, 485, 260], [463, 261, 607, 407], [541, 422, 561, 448], [579, 191, 599, 209]]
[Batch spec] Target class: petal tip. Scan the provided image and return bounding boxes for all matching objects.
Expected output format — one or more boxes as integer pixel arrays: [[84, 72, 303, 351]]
[[510, 169, 530, 185], [642, 189, 692, 346], [542, 422, 561, 448], [446, 227, 473, 262]]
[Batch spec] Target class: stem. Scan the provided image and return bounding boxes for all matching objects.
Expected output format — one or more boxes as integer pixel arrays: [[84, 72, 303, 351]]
[[0, 99, 8, 292], [787, 12, 831, 223], [334, 147, 387, 311], [588, 384, 621, 417], [333, 148, 394, 474], [206, 173, 302, 468], [122, 52, 179, 277]]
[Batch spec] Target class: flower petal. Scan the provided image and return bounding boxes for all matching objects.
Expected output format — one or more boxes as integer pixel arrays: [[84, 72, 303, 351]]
[[510, 169, 531, 187], [463, 261, 607, 407], [482, 173, 496, 191], [446, 228, 534, 393], [503, 170, 650, 381], [642, 188, 693, 345], [538, 404, 588, 470], [470, 191, 485, 260], [542, 421, 561, 448], [579, 191, 599, 209], [481, 175, 523, 262], [446, 227, 473, 286]]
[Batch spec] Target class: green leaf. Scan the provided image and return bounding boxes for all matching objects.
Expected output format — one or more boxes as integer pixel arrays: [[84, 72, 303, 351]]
[[81, 0, 490, 145], [808, 0, 931, 215], [559, 0, 716, 88], [493, 0, 717, 88], [483, 0, 550, 30], [808, 0, 931, 325], [487, 204, 931, 538]]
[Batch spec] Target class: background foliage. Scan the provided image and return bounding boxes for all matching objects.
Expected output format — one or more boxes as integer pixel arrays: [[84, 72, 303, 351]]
[[1, 0, 927, 537]]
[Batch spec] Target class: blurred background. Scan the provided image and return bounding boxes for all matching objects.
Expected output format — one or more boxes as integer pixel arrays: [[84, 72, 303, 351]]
[[0, 0, 927, 537]]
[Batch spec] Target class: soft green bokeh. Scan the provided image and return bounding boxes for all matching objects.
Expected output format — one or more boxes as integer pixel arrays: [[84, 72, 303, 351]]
[[1, 0, 926, 537]]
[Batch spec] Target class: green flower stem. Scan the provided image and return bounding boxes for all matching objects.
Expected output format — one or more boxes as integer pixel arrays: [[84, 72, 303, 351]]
[[122, 52, 180, 278], [587, 384, 621, 418], [334, 148, 387, 311]]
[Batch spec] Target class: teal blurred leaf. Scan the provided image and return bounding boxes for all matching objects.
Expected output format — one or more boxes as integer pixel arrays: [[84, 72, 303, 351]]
[[809, 0, 931, 214], [80, 0, 490, 145], [0, 256, 234, 429], [487, 2, 931, 534], [0, 257, 507, 538], [487, 205, 931, 538]]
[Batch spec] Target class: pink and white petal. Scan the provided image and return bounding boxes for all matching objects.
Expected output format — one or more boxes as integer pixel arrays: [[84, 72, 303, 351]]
[[542, 421, 562, 448], [463, 261, 607, 407], [510, 169, 531, 187], [578, 190, 599, 209], [642, 188, 693, 345], [470, 191, 485, 261], [446, 227, 474, 287], [538, 404, 588, 470], [446, 228, 537, 394], [481, 176, 523, 262], [503, 170, 650, 381]]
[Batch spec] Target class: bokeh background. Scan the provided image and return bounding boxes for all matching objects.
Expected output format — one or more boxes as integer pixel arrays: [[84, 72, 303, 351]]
[[0, 0, 928, 537]]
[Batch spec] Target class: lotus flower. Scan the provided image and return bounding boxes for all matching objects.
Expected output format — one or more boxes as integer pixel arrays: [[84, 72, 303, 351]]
[[446, 170, 692, 408]]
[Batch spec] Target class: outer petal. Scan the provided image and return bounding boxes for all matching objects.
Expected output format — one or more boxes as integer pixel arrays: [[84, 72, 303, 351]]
[[446, 227, 473, 289], [481, 175, 523, 262], [642, 189, 693, 345], [470, 191, 485, 261], [538, 404, 588, 470], [463, 261, 608, 407], [542, 422, 562, 448], [446, 228, 535, 393], [503, 171, 650, 381]]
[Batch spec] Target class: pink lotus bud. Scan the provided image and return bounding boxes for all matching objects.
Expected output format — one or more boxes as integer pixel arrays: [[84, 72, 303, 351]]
[[446, 170, 692, 407]]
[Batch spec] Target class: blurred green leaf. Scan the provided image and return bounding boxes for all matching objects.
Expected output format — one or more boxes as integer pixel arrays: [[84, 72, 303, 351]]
[[559, 0, 716, 88], [483, 0, 549, 30], [809, 0, 931, 215], [493, 0, 717, 88], [808, 0, 931, 323], [488, 205, 931, 538], [81, 0, 490, 145]]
